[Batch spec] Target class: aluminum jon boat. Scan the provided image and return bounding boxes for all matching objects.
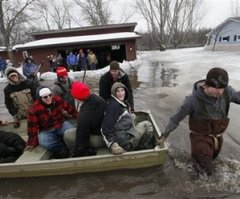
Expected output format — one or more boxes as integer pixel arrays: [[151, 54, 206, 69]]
[[0, 110, 168, 178]]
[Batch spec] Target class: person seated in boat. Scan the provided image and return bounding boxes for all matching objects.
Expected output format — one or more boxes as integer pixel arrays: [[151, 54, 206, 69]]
[[4, 66, 37, 128], [99, 60, 134, 111], [0, 120, 26, 163], [51, 66, 75, 109], [64, 81, 106, 157], [101, 82, 155, 155], [26, 86, 78, 159]]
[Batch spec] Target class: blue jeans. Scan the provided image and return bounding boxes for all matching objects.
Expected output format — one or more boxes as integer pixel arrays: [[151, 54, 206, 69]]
[[38, 121, 74, 154], [89, 63, 96, 70]]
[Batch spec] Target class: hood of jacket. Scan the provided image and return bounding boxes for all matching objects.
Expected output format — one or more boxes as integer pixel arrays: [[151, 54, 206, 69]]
[[111, 82, 129, 102], [192, 79, 223, 105], [5, 66, 25, 85]]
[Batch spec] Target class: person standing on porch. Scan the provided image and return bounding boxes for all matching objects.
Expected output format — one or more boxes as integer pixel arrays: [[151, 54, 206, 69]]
[[87, 50, 98, 70]]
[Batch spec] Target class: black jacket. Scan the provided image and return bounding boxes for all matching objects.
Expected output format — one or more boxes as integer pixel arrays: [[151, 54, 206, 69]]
[[0, 130, 26, 163], [99, 71, 134, 110], [4, 79, 36, 117], [74, 94, 106, 151]]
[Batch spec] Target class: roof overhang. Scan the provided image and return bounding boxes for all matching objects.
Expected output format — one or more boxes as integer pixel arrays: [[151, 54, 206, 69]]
[[206, 17, 240, 36], [0, 46, 7, 52], [13, 32, 141, 50], [31, 23, 137, 36]]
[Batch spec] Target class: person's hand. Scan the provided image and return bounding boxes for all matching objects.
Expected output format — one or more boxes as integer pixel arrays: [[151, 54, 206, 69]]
[[130, 106, 135, 112], [111, 143, 125, 155], [24, 145, 35, 151], [156, 135, 167, 148]]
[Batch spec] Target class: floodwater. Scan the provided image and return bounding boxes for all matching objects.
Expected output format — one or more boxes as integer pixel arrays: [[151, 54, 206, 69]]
[[0, 48, 240, 199]]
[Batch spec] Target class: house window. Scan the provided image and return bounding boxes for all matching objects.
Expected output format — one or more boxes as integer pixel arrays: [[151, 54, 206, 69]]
[[22, 51, 28, 58], [111, 45, 120, 50], [234, 35, 237, 41], [238, 35, 240, 40], [219, 37, 222, 42], [222, 36, 230, 42]]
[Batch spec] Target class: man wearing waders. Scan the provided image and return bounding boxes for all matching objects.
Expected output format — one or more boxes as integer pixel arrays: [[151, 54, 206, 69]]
[[158, 67, 240, 175]]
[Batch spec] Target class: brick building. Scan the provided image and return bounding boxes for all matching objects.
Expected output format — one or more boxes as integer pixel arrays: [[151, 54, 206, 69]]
[[12, 23, 141, 73]]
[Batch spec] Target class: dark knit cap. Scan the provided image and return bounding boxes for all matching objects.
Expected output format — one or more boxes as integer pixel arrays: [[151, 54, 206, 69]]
[[205, 67, 229, 88], [110, 61, 120, 70]]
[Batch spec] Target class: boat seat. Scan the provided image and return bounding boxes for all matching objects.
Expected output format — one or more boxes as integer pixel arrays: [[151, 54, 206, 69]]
[[97, 147, 112, 155], [16, 146, 51, 163]]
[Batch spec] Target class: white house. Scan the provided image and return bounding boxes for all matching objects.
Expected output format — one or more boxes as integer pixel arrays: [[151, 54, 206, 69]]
[[205, 17, 240, 51]]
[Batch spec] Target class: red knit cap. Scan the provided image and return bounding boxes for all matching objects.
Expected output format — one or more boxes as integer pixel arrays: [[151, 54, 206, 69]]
[[71, 81, 90, 101], [56, 66, 68, 77]]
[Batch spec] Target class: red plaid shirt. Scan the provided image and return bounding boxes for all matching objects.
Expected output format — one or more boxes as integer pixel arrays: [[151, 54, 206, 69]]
[[27, 95, 78, 146]]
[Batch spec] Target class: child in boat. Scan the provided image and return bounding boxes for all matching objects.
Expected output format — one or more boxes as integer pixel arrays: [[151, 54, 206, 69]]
[[64, 81, 106, 157], [0, 120, 26, 163], [101, 82, 155, 155]]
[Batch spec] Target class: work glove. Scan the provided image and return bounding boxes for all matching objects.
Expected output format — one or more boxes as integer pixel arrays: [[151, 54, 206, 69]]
[[111, 143, 125, 155], [13, 115, 21, 128], [156, 135, 167, 148]]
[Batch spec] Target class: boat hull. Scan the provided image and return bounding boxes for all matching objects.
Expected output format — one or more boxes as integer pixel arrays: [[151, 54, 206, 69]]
[[0, 110, 168, 178]]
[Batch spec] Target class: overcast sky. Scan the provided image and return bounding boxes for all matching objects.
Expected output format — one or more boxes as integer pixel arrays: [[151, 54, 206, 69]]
[[201, 0, 233, 27], [110, 0, 236, 32]]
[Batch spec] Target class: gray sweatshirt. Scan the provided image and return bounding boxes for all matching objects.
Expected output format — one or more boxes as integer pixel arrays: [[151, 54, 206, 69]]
[[163, 80, 240, 137]]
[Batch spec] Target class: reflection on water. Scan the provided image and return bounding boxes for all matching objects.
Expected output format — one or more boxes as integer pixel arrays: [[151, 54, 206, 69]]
[[131, 60, 179, 89]]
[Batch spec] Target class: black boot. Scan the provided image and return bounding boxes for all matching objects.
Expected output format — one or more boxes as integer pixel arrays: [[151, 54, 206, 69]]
[[53, 147, 69, 159], [72, 146, 97, 157]]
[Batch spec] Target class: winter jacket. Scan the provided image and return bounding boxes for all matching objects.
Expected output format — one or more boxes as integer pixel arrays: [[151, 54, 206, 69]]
[[51, 78, 75, 108], [67, 54, 77, 66], [102, 82, 155, 150], [99, 70, 134, 110], [77, 54, 88, 70], [22, 62, 38, 78], [4, 67, 36, 118], [0, 58, 6, 70], [101, 82, 134, 147], [163, 79, 240, 137], [74, 94, 106, 151], [0, 130, 26, 163], [87, 52, 98, 64], [27, 95, 78, 147]]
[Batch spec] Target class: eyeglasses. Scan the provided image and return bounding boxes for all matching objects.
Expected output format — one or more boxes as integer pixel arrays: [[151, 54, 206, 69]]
[[42, 94, 52, 99]]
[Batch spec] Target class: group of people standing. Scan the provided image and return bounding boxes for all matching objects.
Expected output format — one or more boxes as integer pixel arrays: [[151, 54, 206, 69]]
[[1, 57, 238, 177], [48, 49, 98, 72]]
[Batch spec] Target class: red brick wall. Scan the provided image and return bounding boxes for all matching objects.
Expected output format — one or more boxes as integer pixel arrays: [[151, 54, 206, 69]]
[[126, 40, 137, 61]]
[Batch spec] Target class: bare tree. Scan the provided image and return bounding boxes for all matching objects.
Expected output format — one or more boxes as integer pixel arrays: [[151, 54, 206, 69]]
[[136, 0, 202, 49], [33, 0, 74, 30], [231, 0, 240, 17], [0, 0, 36, 63], [73, 0, 111, 26]]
